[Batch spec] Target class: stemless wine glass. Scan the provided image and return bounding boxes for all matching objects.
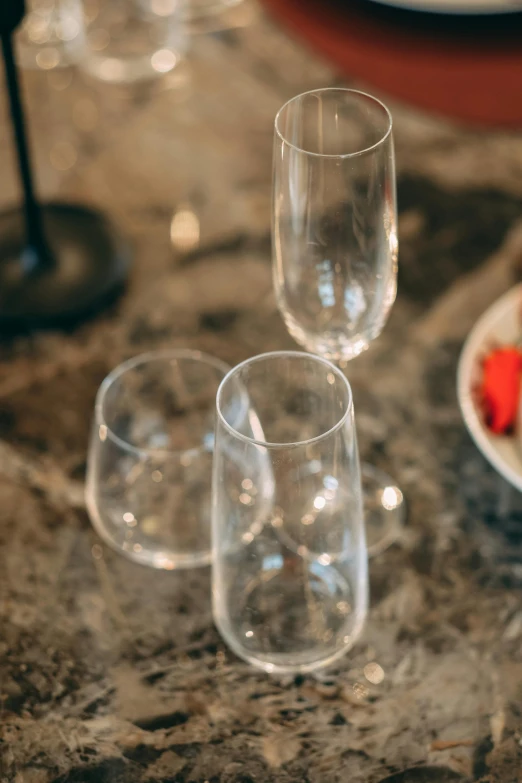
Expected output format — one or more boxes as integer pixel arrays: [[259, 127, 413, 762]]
[[272, 88, 403, 556], [86, 349, 233, 569], [212, 351, 368, 674]]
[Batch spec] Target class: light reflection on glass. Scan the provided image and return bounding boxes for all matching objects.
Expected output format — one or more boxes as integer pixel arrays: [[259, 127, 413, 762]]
[[123, 512, 136, 526], [381, 485, 402, 511], [19, 0, 86, 70], [170, 206, 201, 252], [364, 662, 385, 684], [36, 48, 60, 69], [251, 520, 263, 536], [156, 556, 175, 570], [353, 682, 369, 699], [58, 17, 80, 41], [151, 49, 178, 73], [81, 0, 185, 84], [97, 57, 126, 82], [324, 475, 338, 490], [27, 18, 50, 44]]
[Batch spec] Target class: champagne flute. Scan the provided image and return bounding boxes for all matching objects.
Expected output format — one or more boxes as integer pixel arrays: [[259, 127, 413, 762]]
[[272, 88, 403, 556]]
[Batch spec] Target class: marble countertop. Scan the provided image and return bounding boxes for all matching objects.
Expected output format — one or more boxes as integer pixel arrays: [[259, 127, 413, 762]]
[[2, 4, 522, 781]]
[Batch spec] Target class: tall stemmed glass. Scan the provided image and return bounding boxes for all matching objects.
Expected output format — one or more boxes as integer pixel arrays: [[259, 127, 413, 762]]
[[272, 88, 403, 556]]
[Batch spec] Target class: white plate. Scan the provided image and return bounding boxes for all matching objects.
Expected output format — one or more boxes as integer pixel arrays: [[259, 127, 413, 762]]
[[457, 284, 522, 492], [370, 0, 522, 15]]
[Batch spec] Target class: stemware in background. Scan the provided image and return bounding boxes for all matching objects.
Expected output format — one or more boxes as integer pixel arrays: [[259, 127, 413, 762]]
[[81, 0, 186, 84], [212, 351, 368, 674], [0, 0, 130, 331], [86, 350, 232, 569], [183, 0, 244, 31], [272, 88, 403, 556], [16, 0, 86, 70]]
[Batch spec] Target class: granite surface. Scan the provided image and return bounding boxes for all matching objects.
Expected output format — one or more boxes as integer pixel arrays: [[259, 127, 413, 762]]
[[2, 3, 522, 782]]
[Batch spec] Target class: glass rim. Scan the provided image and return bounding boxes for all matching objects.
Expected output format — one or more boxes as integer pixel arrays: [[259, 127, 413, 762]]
[[216, 350, 353, 450], [94, 348, 231, 459], [274, 87, 393, 159]]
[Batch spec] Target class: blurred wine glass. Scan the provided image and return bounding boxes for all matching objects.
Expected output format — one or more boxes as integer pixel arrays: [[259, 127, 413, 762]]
[[81, 0, 186, 84], [17, 0, 86, 70], [184, 0, 245, 32]]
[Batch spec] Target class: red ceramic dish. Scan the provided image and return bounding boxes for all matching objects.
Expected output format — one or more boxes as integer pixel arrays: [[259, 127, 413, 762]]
[[262, 0, 522, 128]]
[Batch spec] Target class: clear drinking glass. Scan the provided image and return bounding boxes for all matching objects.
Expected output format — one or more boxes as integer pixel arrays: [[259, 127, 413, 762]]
[[212, 351, 368, 674], [81, 0, 186, 84], [272, 88, 403, 556], [17, 0, 86, 70], [86, 350, 231, 569]]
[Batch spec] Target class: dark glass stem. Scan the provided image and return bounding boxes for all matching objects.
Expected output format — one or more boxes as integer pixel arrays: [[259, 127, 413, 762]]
[[1, 31, 53, 271]]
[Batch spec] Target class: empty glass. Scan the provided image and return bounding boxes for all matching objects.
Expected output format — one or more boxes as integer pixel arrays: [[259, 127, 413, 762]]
[[81, 0, 186, 84], [212, 351, 368, 674], [86, 350, 231, 569], [17, 0, 86, 70], [272, 88, 403, 556]]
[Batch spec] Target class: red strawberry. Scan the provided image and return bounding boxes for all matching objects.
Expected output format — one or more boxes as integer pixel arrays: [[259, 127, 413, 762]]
[[482, 346, 522, 434]]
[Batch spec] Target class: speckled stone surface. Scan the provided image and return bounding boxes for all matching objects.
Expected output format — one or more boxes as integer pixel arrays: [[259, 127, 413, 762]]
[[2, 4, 522, 782]]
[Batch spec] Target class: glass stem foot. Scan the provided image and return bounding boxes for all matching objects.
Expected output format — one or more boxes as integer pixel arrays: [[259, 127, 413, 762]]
[[362, 462, 404, 557]]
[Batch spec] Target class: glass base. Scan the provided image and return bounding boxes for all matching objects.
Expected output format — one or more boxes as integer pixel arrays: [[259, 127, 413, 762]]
[[281, 310, 374, 363], [81, 52, 184, 85], [87, 495, 212, 571], [362, 463, 404, 557], [215, 620, 365, 675], [0, 203, 130, 332]]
